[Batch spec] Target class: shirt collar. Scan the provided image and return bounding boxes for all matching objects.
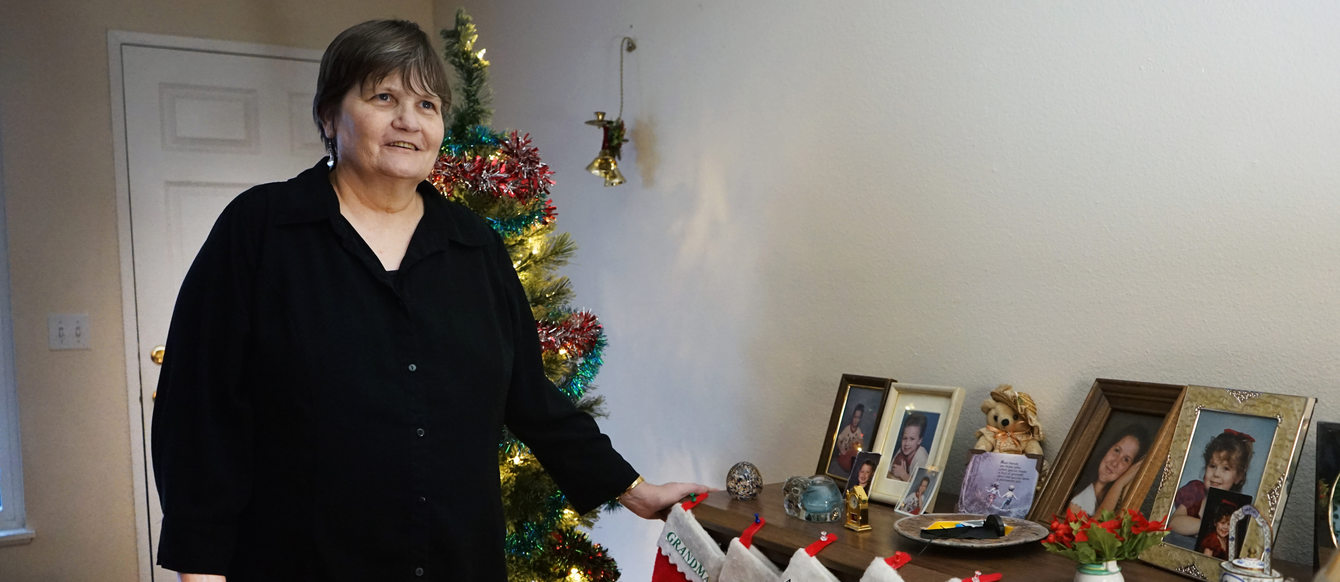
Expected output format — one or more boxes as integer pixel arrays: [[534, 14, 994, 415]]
[[274, 158, 492, 248]]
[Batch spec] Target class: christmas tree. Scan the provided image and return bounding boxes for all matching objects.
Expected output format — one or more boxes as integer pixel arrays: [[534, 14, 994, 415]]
[[431, 9, 620, 582]]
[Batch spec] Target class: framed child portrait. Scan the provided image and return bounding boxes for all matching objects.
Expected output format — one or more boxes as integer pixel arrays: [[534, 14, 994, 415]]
[[1029, 378, 1186, 522], [896, 466, 940, 517], [815, 374, 894, 484], [846, 451, 882, 493], [1139, 385, 1315, 581], [867, 383, 964, 506]]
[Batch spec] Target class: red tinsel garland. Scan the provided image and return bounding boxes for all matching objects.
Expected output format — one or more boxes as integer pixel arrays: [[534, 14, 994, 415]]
[[536, 311, 602, 358], [429, 131, 554, 205]]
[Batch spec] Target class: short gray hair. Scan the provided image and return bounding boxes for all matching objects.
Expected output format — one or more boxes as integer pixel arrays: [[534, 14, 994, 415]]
[[313, 20, 451, 157]]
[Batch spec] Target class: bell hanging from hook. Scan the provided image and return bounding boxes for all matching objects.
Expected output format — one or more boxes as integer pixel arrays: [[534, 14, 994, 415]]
[[584, 111, 628, 187]]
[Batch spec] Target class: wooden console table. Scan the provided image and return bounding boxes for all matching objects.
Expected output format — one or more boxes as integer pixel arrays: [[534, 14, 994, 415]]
[[693, 483, 1311, 582]]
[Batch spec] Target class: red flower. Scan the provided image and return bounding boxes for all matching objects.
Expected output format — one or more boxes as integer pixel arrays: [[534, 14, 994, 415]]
[[1134, 518, 1166, 534], [1066, 507, 1087, 524]]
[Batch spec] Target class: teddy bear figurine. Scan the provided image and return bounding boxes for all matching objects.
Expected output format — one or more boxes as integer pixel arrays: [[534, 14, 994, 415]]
[[972, 384, 1044, 456]]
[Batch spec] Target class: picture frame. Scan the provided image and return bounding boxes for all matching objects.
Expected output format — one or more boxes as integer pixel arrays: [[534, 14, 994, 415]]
[[816, 373, 894, 485], [867, 382, 964, 506], [1139, 385, 1316, 581], [1314, 421, 1340, 570], [895, 466, 940, 517], [845, 451, 882, 493], [957, 450, 1044, 518], [1028, 378, 1187, 522]]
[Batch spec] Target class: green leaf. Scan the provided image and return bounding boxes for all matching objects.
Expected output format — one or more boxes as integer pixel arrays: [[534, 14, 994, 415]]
[[1086, 525, 1122, 562]]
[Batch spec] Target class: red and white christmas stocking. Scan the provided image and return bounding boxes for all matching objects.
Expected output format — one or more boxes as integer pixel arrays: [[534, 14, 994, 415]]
[[859, 552, 910, 582], [718, 514, 782, 582], [779, 532, 840, 582], [652, 493, 725, 582]]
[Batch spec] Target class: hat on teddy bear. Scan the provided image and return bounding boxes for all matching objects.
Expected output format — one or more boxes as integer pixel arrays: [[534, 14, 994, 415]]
[[988, 385, 1043, 442]]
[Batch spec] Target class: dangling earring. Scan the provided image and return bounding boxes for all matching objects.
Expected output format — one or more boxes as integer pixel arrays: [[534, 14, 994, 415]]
[[324, 134, 337, 168]]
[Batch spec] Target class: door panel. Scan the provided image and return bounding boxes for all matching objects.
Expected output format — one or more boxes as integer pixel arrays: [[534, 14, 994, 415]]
[[123, 43, 318, 581]]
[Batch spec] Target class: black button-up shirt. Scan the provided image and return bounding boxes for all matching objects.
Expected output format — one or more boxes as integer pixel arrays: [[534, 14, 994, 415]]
[[151, 161, 637, 581]]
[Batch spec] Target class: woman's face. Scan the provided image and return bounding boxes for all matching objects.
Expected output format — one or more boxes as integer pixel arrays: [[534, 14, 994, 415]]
[[916, 479, 928, 495], [1204, 451, 1244, 491], [857, 463, 874, 485], [1097, 435, 1141, 484], [323, 71, 444, 184]]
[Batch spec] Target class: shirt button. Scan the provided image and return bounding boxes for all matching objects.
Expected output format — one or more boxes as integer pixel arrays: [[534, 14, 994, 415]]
[[408, 363, 417, 372], [414, 567, 425, 576], [418, 495, 427, 503], [416, 428, 425, 437]]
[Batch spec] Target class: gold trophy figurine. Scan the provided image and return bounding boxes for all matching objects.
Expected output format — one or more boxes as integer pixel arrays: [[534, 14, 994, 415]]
[[844, 485, 871, 532]]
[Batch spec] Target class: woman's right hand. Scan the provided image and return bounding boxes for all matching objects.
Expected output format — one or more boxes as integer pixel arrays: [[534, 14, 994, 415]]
[[179, 574, 226, 582], [1113, 458, 1143, 491]]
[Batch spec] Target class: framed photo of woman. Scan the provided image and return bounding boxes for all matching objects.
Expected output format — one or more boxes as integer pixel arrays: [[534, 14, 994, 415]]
[[1139, 385, 1315, 580], [815, 374, 894, 484], [1029, 378, 1186, 522], [867, 383, 964, 506]]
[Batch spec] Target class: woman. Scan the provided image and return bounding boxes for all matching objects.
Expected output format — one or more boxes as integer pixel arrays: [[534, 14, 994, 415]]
[[1067, 425, 1151, 515], [152, 20, 704, 582]]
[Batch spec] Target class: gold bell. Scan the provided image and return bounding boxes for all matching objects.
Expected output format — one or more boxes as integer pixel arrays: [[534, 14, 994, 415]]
[[586, 149, 617, 177], [585, 111, 628, 187]]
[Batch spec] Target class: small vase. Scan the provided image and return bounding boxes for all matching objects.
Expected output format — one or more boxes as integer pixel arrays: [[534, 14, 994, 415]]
[[1074, 561, 1123, 582]]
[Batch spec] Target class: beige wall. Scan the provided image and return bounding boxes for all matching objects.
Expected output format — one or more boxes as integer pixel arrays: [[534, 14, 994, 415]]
[[0, 1, 430, 580]]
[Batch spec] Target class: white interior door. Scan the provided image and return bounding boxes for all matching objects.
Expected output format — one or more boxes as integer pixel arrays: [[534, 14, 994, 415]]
[[117, 38, 320, 581]]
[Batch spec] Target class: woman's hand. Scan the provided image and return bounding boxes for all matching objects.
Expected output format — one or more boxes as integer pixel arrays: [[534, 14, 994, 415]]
[[179, 575, 226, 582], [618, 480, 712, 520], [1113, 458, 1143, 491]]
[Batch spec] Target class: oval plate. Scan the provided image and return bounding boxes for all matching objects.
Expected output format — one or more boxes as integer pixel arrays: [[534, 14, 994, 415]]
[[893, 513, 1049, 548]]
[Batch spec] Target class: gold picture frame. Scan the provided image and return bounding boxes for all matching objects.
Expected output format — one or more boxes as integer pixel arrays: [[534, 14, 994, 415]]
[[1139, 385, 1315, 580], [815, 374, 894, 485]]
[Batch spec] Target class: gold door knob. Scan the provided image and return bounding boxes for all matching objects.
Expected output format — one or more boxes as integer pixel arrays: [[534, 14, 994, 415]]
[[150, 345, 165, 366]]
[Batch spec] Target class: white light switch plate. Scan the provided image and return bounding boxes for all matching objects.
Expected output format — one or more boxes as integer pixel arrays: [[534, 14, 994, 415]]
[[48, 313, 90, 350]]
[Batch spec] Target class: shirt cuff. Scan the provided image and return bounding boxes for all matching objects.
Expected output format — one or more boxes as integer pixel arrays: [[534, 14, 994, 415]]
[[156, 515, 238, 575]]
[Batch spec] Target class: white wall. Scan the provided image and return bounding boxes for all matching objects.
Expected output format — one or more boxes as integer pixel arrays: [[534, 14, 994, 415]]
[[443, 1, 1340, 577]]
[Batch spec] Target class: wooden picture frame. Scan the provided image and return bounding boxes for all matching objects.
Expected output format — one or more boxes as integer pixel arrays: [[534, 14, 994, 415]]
[[816, 374, 894, 485], [1139, 386, 1315, 580], [1314, 422, 1340, 570], [867, 382, 964, 506], [1029, 378, 1186, 522]]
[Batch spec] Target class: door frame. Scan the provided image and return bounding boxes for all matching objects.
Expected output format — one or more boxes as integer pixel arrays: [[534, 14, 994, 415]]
[[109, 30, 322, 582]]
